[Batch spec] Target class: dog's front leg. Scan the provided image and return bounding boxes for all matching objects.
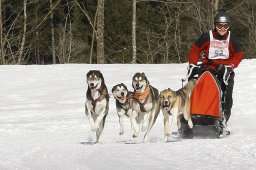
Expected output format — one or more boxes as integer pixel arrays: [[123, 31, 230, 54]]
[[142, 105, 160, 143], [118, 109, 125, 135], [85, 103, 96, 131], [141, 113, 150, 132], [96, 113, 107, 143], [129, 110, 139, 138], [94, 108, 107, 130], [163, 111, 171, 142], [170, 108, 179, 135]]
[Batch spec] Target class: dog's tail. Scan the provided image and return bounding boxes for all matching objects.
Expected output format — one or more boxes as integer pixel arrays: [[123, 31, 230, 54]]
[[183, 79, 196, 95]]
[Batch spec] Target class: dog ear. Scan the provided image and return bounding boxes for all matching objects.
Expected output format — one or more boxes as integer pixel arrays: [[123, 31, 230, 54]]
[[98, 70, 104, 80], [133, 72, 140, 80], [121, 83, 128, 90], [111, 85, 116, 93], [159, 92, 164, 100], [168, 88, 176, 97], [141, 72, 149, 83], [141, 72, 146, 79], [132, 82, 135, 89], [157, 96, 162, 108], [168, 88, 175, 94], [86, 70, 93, 78], [98, 71, 106, 86]]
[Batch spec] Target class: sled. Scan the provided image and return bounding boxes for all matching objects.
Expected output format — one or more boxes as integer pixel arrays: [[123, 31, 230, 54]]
[[179, 71, 224, 139]]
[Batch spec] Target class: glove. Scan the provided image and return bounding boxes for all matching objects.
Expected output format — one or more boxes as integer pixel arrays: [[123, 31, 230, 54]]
[[187, 64, 200, 80], [217, 65, 234, 85]]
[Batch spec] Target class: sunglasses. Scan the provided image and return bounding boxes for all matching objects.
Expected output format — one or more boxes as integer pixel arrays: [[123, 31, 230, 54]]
[[216, 23, 230, 30]]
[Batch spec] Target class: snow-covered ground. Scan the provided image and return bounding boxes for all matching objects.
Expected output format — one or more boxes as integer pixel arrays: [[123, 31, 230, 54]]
[[1, 60, 256, 170]]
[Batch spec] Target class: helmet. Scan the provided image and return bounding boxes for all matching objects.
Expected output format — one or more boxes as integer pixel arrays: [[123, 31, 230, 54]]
[[214, 11, 232, 24]]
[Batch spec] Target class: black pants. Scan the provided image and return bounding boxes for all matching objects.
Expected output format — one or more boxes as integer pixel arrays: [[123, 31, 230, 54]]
[[219, 72, 235, 122]]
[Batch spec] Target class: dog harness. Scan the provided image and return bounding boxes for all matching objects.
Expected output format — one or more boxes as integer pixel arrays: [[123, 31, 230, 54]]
[[91, 87, 106, 112], [118, 94, 134, 112]]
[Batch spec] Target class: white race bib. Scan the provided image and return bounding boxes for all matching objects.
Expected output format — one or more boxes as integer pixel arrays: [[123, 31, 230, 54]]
[[208, 30, 230, 59]]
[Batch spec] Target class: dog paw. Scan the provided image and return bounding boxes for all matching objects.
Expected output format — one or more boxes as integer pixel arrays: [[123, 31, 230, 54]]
[[119, 130, 124, 135], [142, 136, 149, 143], [91, 124, 98, 131], [188, 120, 193, 129], [132, 131, 139, 138], [132, 133, 138, 138], [91, 126, 96, 131], [96, 140, 103, 144], [165, 132, 171, 137], [133, 125, 139, 133], [164, 136, 169, 142]]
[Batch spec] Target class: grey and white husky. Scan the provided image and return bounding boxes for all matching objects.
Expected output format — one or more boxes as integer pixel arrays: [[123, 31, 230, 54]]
[[131, 72, 160, 143], [112, 83, 138, 137], [85, 70, 109, 143]]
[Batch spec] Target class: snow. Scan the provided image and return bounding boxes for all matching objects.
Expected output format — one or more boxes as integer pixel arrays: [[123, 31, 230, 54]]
[[1, 60, 256, 170]]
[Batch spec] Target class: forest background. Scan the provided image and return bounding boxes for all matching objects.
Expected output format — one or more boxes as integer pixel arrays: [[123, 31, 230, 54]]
[[0, 0, 255, 65]]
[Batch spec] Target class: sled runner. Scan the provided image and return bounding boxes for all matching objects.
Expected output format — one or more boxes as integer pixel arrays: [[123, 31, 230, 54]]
[[180, 68, 225, 139]]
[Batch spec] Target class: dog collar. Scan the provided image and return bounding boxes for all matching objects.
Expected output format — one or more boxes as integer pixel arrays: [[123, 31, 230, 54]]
[[133, 85, 150, 100]]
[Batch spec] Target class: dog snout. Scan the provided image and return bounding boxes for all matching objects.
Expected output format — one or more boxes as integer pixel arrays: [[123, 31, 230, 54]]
[[136, 83, 139, 87], [90, 83, 94, 87], [164, 100, 169, 105], [121, 92, 125, 96]]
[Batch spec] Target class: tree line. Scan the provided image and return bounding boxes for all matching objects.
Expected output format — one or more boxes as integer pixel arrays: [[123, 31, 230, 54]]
[[0, 0, 255, 65]]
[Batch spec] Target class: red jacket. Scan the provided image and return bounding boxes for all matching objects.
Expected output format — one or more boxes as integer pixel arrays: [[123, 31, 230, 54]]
[[189, 29, 243, 70]]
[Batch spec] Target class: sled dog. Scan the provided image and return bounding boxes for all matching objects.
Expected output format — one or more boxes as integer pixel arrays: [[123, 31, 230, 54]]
[[85, 70, 109, 143], [112, 83, 138, 136], [131, 72, 160, 143], [159, 79, 195, 142]]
